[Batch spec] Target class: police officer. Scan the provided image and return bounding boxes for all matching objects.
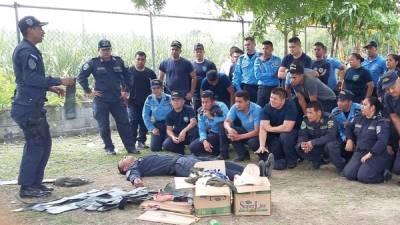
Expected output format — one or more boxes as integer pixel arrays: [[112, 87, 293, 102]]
[[254, 40, 281, 107], [162, 91, 198, 154], [201, 70, 235, 107], [381, 72, 400, 171], [297, 102, 343, 171], [342, 97, 392, 183], [330, 90, 362, 161], [362, 41, 387, 92], [189, 90, 229, 156], [232, 36, 260, 102], [117, 154, 244, 187], [221, 90, 261, 161], [142, 79, 172, 151], [127, 51, 157, 149], [11, 16, 75, 198], [192, 43, 217, 112], [77, 39, 136, 155]]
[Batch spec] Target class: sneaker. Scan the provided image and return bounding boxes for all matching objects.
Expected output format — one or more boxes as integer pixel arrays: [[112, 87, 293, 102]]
[[384, 169, 392, 182], [105, 148, 116, 155], [258, 160, 266, 177], [265, 153, 275, 178], [127, 147, 140, 154], [19, 187, 50, 198], [137, 142, 149, 149], [35, 184, 54, 192]]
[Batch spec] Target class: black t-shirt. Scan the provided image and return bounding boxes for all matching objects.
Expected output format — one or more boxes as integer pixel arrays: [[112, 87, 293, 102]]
[[192, 59, 217, 96], [166, 105, 196, 134], [159, 57, 194, 94], [201, 74, 232, 106], [344, 67, 372, 103], [261, 100, 301, 129], [311, 59, 331, 85], [281, 53, 312, 69], [128, 67, 157, 104]]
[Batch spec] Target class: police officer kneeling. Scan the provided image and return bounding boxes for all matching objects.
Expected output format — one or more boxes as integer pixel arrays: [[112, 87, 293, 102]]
[[11, 16, 75, 197], [162, 91, 198, 154], [342, 97, 392, 183], [296, 102, 343, 171]]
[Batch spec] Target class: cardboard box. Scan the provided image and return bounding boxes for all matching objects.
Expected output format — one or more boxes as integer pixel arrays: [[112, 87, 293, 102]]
[[234, 177, 271, 216], [175, 160, 232, 217]]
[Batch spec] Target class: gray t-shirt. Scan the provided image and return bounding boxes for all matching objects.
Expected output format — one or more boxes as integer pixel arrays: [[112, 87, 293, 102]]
[[293, 74, 336, 101]]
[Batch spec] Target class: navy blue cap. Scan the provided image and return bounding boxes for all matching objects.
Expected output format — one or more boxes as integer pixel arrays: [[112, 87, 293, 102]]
[[381, 71, 399, 90], [194, 43, 204, 51], [151, 79, 163, 88], [338, 89, 355, 101], [98, 39, 111, 49], [364, 41, 378, 49], [171, 91, 184, 99], [289, 61, 304, 74], [18, 16, 47, 33], [170, 40, 182, 49]]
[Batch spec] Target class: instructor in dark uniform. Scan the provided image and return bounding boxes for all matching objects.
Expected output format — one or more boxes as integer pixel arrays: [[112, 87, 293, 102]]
[[11, 16, 75, 198]]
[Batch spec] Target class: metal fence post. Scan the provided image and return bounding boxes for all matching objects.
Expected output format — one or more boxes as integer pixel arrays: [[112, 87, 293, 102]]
[[149, 11, 156, 72], [14, 2, 21, 44], [239, 16, 244, 50]]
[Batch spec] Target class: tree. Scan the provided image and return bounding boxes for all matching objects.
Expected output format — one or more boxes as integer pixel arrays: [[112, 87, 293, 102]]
[[131, 0, 166, 14]]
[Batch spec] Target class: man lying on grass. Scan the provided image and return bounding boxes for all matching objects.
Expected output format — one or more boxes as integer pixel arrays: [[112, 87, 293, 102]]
[[117, 154, 248, 187]]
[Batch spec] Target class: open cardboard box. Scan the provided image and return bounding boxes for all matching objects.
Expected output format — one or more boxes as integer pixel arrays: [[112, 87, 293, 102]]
[[234, 177, 271, 216], [174, 160, 231, 217]]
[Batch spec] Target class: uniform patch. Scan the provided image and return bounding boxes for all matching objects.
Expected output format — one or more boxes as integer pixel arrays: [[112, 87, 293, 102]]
[[352, 74, 360, 81], [83, 63, 90, 71], [376, 126, 381, 134], [202, 66, 207, 72], [301, 121, 306, 129], [183, 116, 189, 123], [327, 120, 334, 128], [28, 58, 37, 70]]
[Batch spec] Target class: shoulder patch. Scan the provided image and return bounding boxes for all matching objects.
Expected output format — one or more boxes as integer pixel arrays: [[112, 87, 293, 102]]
[[327, 120, 334, 128], [301, 121, 307, 129], [28, 58, 37, 70], [82, 63, 90, 71]]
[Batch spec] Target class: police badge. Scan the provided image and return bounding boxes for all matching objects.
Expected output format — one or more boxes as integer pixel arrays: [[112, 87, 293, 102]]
[[184, 116, 189, 123], [28, 58, 37, 70]]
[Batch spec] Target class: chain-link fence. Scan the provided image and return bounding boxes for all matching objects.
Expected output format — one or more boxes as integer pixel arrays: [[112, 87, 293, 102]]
[[0, 2, 254, 109]]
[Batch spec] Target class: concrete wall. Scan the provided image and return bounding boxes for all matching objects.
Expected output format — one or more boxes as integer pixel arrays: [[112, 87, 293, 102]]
[[0, 101, 115, 142]]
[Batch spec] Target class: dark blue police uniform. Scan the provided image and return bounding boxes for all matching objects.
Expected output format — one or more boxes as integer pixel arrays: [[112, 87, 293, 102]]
[[76, 40, 135, 154], [10, 16, 65, 196], [342, 114, 391, 183], [163, 105, 198, 154], [297, 114, 345, 170], [192, 59, 217, 111], [201, 72, 232, 107]]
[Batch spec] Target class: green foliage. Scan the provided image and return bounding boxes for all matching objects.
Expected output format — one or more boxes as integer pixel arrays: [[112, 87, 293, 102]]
[[130, 0, 166, 14]]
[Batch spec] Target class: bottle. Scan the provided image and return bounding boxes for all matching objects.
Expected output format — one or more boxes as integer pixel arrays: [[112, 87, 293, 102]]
[[209, 219, 221, 225]]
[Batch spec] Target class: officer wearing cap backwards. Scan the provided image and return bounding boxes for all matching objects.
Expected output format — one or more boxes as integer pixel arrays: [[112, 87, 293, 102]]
[[77, 39, 137, 155], [330, 90, 362, 162], [342, 96, 392, 183], [142, 79, 173, 151], [11, 16, 75, 198]]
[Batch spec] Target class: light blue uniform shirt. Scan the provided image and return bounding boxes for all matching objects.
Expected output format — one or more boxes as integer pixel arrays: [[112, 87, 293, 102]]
[[198, 101, 229, 141], [326, 57, 343, 90], [232, 52, 261, 90], [227, 102, 261, 132], [254, 55, 281, 86], [142, 93, 172, 131], [362, 55, 386, 86], [330, 103, 362, 142]]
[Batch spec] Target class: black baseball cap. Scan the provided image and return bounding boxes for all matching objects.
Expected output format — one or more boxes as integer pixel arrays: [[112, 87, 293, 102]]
[[151, 79, 163, 88], [338, 89, 355, 101], [98, 39, 111, 49], [381, 71, 399, 90], [170, 40, 182, 49], [18, 16, 48, 34], [289, 61, 304, 74], [364, 41, 378, 49], [206, 70, 218, 82], [194, 43, 204, 51], [201, 90, 215, 99], [171, 91, 184, 99]]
